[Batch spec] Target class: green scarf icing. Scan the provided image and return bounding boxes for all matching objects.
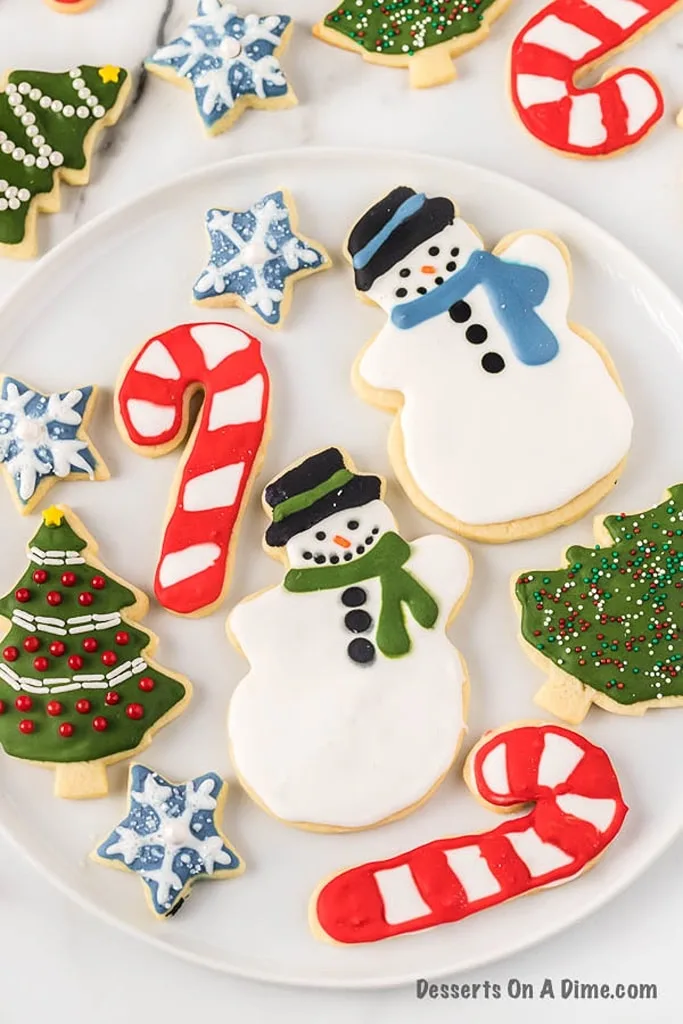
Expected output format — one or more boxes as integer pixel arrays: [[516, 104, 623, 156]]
[[516, 485, 683, 706], [285, 531, 438, 657]]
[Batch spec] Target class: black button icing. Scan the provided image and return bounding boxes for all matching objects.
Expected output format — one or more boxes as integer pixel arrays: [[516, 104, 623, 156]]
[[345, 610, 372, 634], [347, 638, 375, 664], [449, 301, 471, 323], [342, 587, 366, 607], [482, 352, 505, 374], [466, 324, 487, 344]]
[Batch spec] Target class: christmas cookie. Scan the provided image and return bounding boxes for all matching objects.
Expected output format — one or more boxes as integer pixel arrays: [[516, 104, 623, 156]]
[[93, 765, 244, 917], [0, 506, 191, 799], [313, 0, 512, 89], [193, 190, 331, 328], [349, 186, 633, 543], [311, 721, 628, 942], [0, 65, 130, 259], [510, 0, 677, 158], [115, 323, 271, 617], [227, 446, 472, 832], [45, 0, 98, 11], [0, 375, 108, 515], [146, 1, 296, 136], [516, 484, 683, 723]]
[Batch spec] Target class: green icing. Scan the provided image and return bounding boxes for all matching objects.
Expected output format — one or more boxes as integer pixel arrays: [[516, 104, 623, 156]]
[[516, 485, 683, 706], [323, 0, 500, 56], [0, 511, 187, 763], [0, 66, 128, 246], [285, 531, 438, 657]]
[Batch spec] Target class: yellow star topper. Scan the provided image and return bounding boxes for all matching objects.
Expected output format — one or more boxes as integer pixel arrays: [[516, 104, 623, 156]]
[[98, 65, 121, 84], [42, 506, 64, 527]]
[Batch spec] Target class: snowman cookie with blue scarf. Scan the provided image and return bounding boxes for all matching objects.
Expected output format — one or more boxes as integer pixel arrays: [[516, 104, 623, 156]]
[[349, 187, 634, 542], [227, 447, 471, 831]]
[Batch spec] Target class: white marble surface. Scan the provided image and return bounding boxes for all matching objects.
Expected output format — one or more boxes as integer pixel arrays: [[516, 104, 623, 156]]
[[1, 0, 683, 1019]]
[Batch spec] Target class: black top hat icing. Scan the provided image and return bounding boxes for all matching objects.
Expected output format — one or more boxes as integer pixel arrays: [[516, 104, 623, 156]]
[[264, 447, 382, 548], [347, 186, 455, 293]]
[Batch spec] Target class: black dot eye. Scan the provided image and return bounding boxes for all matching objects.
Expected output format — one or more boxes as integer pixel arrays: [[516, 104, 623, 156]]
[[395, 287, 407, 298], [482, 352, 505, 374], [347, 520, 359, 530], [434, 276, 443, 285], [315, 531, 326, 540], [446, 261, 457, 272], [399, 268, 410, 278], [303, 551, 312, 560], [449, 300, 471, 323], [466, 324, 488, 344], [372, 526, 379, 534], [343, 552, 353, 561], [314, 554, 326, 564], [428, 246, 439, 256], [450, 247, 459, 257], [330, 555, 339, 564], [417, 286, 427, 295]]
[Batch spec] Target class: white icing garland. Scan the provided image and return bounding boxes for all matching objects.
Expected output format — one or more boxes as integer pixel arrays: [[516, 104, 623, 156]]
[[29, 545, 86, 566], [0, 655, 146, 694], [11, 609, 122, 636]]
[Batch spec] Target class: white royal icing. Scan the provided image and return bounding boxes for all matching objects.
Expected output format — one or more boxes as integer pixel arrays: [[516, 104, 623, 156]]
[[374, 865, 431, 925], [555, 793, 617, 832], [480, 741, 509, 795], [158, 541, 222, 587], [506, 828, 574, 876], [135, 340, 181, 380], [182, 461, 245, 512], [537, 732, 584, 788], [190, 322, 250, 370], [617, 72, 659, 134], [208, 374, 265, 431], [126, 398, 175, 438], [522, 16, 600, 60], [444, 847, 502, 901]]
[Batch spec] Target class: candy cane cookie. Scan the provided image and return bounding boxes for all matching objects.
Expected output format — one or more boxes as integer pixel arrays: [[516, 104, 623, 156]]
[[510, 0, 681, 158], [115, 323, 271, 617], [311, 721, 627, 943]]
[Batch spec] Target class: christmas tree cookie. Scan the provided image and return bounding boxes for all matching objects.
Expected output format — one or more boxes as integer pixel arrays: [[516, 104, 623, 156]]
[[0, 65, 130, 258], [0, 506, 191, 798], [227, 446, 472, 831], [146, 1, 296, 137], [515, 486, 683, 723], [349, 186, 634, 543], [313, 0, 512, 89], [93, 766, 244, 917]]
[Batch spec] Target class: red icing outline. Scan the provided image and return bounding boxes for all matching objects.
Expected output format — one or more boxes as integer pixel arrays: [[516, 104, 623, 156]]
[[314, 724, 627, 943], [510, 0, 675, 157]]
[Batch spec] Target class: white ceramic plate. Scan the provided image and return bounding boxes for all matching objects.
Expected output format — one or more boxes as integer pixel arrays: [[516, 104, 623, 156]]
[[0, 147, 682, 989]]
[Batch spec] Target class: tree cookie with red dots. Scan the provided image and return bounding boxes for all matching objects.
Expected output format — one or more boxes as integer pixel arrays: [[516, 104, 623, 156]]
[[0, 506, 191, 798], [515, 485, 683, 723]]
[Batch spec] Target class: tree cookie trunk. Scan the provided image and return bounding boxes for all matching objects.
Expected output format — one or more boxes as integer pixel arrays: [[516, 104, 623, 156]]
[[54, 761, 109, 799], [534, 670, 594, 725], [409, 45, 456, 89]]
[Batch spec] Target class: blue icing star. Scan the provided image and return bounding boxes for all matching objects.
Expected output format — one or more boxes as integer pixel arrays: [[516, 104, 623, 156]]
[[95, 766, 243, 918], [193, 190, 329, 325], [146, 0, 292, 131], [0, 376, 99, 506]]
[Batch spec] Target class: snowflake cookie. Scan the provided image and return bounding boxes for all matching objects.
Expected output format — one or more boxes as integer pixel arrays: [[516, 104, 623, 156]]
[[193, 189, 331, 328], [145, 0, 296, 136], [93, 765, 244, 917], [0, 376, 108, 514]]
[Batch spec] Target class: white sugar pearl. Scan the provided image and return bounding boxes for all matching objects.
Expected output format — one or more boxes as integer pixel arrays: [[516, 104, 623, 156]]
[[7, 94, 21, 107], [5, 83, 17, 94], [69, 67, 82, 78], [38, 145, 52, 157], [39, 95, 51, 109], [49, 151, 64, 167], [0, 180, 6, 192], [1, 140, 14, 154], [36, 156, 49, 169], [62, 105, 75, 117], [12, 147, 25, 161], [86, 95, 98, 107], [6, 187, 17, 198], [0, 131, 6, 143], [77, 88, 91, 100], [0, 199, 7, 212], [22, 154, 35, 167], [25, 125, 38, 138], [51, 99, 63, 113], [93, 105, 106, 118], [76, 106, 89, 119], [13, 105, 26, 117], [33, 135, 45, 147], [220, 36, 242, 59], [21, 112, 36, 126], [72, 78, 85, 89], [8, 198, 20, 210], [18, 82, 31, 95], [17, 188, 30, 202], [29, 88, 41, 101]]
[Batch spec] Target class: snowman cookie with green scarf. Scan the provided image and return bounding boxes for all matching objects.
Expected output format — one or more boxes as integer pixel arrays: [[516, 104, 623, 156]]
[[227, 447, 472, 831]]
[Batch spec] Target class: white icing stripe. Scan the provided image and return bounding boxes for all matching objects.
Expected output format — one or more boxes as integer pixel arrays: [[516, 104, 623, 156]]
[[374, 865, 431, 925], [568, 93, 607, 147], [444, 847, 501, 901], [537, 733, 584, 787], [556, 793, 617, 832], [135, 340, 181, 380], [158, 542, 222, 588], [515, 73, 568, 109], [208, 374, 265, 431], [582, 0, 647, 28], [182, 462, 245, 512], [190, 323, 250, 370], [523, 15, 601, 59], [507, 828, 574, 876], [481, 741, 509, 795], [126, 398, 175, 438], [617, 73, 658, 134]]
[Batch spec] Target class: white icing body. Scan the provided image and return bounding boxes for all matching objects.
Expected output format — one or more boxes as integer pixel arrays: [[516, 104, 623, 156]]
[[359, 231, 633, 526], [228, 530, 470, 829]]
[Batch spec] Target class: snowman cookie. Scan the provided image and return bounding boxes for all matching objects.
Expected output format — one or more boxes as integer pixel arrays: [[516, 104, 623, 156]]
[[227, 447, 472, 832], [349, 187, 634, 543]]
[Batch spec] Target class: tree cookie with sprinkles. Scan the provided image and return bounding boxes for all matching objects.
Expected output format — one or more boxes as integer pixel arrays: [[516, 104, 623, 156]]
[[515, 485, 683, 723], [349, 186, 634, 543], [0, 506, 191, 799], [193, 190, 331, 328], [313, 0, 512, 89], [146, 0, 296, 136], [0, 65, 130, 259], [227, 446, 472, 832]]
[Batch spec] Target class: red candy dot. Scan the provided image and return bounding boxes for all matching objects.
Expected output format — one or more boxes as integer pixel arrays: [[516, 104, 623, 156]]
[[115, 631, 130, 646], [33, 656, 49, 672], [82, 637, 98, 653], [104, 691, 120, 706], [15, 588, 31, 603], [46, 591, 62, 607], [15, 695, 32, 712], [61, 572, 77, 587], [138, 676, 155, 692], [46, 701, 63, 717], [92, 716, 108, 732], [58, 722, 74, 738], [0, 700, 6, 714], [19, 720, 34, 734], [68, 654, 83, 670], [32, 570, 48, 584], [75, 699, 91, 715], [78, 592, 94, 607], [125, 703, 144, 720], [3, 646, 19, 662], [23, 636, 40, 653], [91, 576, 106, 590], [101, 651, 117, 667], [49, 641, 66, 657]]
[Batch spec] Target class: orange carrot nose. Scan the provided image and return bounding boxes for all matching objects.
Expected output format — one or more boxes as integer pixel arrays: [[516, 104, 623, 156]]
[[333, 535, 352, 549], [420, 264, 436, 274]]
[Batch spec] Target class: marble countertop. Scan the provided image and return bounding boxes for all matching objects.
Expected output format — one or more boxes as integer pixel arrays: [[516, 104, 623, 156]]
[[1, 0, 683, 1020]]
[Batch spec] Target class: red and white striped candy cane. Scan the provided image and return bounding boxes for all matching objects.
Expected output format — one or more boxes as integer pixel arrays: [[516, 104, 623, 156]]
[[115, 322, 270, 616], [510, 0, 679, 158], [312, 723, 627, 943]]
